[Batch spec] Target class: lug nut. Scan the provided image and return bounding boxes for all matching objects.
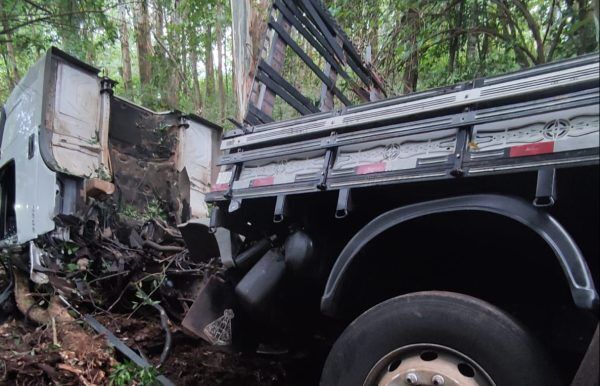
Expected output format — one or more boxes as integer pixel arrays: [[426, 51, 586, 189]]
[[405, 373, 418, 384], [432, 374, 445, 385]]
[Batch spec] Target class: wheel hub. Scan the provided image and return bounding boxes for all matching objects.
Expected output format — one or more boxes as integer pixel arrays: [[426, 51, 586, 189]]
[[364, 344, 495, 386]]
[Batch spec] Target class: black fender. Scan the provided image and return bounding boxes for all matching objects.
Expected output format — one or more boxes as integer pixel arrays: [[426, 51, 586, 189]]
[[321, 194, 599, 316]]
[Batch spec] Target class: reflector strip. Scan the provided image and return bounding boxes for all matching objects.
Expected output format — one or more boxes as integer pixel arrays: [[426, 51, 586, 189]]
[[250, 176, 275, 187], [356, 162, 386, 175], [509, 142, 555, 157], [211, 183, 230, 192]]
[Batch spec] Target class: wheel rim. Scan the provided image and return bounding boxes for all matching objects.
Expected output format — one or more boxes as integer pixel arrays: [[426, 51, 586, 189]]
[[363, 343, 496, 386]]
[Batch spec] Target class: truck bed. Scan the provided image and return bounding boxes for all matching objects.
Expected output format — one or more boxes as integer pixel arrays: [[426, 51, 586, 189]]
[[207, 54, 599, 203]]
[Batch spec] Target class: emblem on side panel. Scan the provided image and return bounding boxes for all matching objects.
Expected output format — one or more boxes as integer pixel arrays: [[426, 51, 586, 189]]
[[384, 143, 400, 160], [542, 119, 570, 140]]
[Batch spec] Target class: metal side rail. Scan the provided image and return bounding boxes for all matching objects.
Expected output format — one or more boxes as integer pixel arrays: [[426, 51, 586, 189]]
[[207, 87, 599, 202], [219, 89, 599, 166], [221, 53, 599, 151]]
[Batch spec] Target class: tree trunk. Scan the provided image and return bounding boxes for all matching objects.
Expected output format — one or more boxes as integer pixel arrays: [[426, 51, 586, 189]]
[[205, 24, 215, 98], [118, 1, 133, 92], [448, 0, 465, 74], [166, 1, 181, 109], [402, 8, 420, 94], [575, 0, 597, 54], [466, 0, 479, 61], [134, 0, 153, 87], [369, 0, 380, 59], [231, 0, 268, 121], [1, 9, 20, 89], [155, 2, 165, 51], [84, 25, 94, 63], [594, 0, 599, 45], [216, 3, 226, 123], [190, 46, 203, 114]]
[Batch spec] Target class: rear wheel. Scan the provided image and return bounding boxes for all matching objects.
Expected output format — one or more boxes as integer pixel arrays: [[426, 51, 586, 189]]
[[320, 291, 559, 386]]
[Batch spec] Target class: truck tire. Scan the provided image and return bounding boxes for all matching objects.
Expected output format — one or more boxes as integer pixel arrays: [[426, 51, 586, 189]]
[[320, 291, 559, 386]]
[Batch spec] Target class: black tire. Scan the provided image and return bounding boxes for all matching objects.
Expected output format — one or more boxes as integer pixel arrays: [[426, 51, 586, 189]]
[[320, 291, 559, 386]]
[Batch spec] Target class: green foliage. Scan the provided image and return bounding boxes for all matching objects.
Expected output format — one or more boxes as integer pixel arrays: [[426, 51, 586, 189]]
[[131, 281, 160, 310], [109, 360, 158, 386], [0, 0, 235, 128], [145, 199, 166, 221], [65, 262, 79, 272], [120, 204, 143, 221], [120, 199, 166, 222], [60, 241, 80, 257], [326, 0, 599, 94], [1, 0, 598, 125]]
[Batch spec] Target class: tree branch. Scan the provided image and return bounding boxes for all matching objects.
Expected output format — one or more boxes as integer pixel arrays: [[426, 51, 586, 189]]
[[152, 31, 190, 93], [547, 18, 568, 61], [0, 3, 122, 36], [543, 0, 558, 44], [511, 0, 545, 62]]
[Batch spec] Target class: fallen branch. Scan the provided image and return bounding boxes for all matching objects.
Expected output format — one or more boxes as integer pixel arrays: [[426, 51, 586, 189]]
[[143, 240, 184, 253]]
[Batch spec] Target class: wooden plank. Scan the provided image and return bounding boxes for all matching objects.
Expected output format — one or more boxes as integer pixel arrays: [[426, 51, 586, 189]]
[[259, 60, 319, 113], [299, 0, 345, 62], [276, 0, 370, 103], [303, 0, 380, 90], [248, 104, 275, 124], [274, 0, 344, 76], [256, 70, 314, 115], [253, 11, 291, 118], [269, 18, 352, 106], [319, 61, 338, 111], [320, 35, 344, 112], [286, 1, 338, 61]]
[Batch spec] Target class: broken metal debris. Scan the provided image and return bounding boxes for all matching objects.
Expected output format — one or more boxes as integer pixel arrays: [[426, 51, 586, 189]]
[[83, 314, 175, 386], [0, 190, 230, 384]]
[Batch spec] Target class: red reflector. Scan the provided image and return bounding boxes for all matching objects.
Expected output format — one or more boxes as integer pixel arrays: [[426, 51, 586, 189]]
[[250, 176, 275, 187], [356, 162, 386, 175], [211, 183, 229, 192], [509, 142, 554, 157]]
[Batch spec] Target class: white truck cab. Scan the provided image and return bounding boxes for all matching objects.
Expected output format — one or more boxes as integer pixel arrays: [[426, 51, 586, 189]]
[[0, 47, 221, 247]]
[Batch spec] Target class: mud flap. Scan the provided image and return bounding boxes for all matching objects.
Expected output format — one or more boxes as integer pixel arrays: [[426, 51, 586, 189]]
[[181, 275, 235, 345]]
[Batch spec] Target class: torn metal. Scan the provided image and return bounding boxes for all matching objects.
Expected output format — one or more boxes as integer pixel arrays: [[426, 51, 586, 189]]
[[0, 48, 235, 378], [0, 47, 222, 249]]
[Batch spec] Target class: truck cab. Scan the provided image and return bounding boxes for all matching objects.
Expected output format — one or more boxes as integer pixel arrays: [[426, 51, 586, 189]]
[[0, 48, 222, 248]]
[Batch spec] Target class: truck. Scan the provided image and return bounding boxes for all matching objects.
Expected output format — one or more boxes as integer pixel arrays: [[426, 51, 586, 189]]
[[202, 52, 600, 385], [2, 13, 599, 386], [0, 47, 222, 248]]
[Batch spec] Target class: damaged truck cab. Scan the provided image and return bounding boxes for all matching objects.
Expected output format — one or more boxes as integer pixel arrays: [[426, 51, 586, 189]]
[[0, 48, 222, 248]]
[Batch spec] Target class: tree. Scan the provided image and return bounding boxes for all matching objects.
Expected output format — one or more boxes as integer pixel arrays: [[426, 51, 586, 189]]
[[216, 0, 226, 122], [1, 6, 19, 89], [401, 7, 420, 93], [190, 43, 203, 114], [134, 0, 153, 89], [204, 23, 215, 99], [118, 0, 132, 92], [0, 0, 597, 124]]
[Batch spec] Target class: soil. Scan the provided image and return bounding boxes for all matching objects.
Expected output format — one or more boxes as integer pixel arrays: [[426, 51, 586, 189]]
[[0, 317, 116, 385], [0, 313, 325, 386]]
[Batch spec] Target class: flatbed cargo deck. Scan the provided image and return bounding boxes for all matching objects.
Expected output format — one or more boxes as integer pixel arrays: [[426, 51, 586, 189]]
[[208, 54, 598, 203]]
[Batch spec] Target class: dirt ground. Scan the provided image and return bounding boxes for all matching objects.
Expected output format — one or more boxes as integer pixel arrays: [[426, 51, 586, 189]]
[[0, 313, 324, 385], [0, 205, 327, 385]]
